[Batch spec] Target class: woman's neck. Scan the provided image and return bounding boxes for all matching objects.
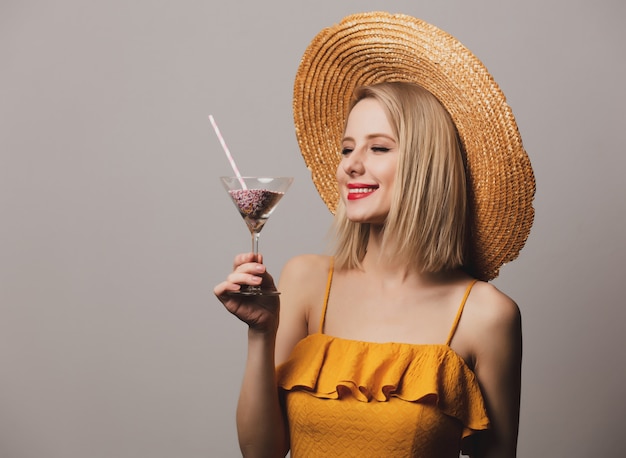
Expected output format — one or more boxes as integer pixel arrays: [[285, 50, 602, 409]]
[[362, 226, 463, 287], [362, 227, 414, 279]]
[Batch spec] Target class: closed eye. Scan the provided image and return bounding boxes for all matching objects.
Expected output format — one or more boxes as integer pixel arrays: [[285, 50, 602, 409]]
[[372, 146, 391, 153]]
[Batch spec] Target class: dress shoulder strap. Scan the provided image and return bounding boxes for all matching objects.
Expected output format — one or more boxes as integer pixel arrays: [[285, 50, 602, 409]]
[[318, 257, 334, 334], [445, 279, 478, 346]]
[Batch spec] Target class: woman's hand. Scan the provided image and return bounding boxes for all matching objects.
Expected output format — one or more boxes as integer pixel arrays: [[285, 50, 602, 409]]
[[214, 252, 280, 334]]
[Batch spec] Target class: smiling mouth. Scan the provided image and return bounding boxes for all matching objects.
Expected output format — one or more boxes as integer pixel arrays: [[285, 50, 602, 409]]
[[347, 185, 378, 200]]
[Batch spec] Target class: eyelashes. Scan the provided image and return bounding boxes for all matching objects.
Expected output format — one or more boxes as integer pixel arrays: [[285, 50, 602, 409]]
[[341, 146, 391, 155]]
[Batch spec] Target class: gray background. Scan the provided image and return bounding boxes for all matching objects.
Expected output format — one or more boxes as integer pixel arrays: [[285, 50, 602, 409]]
[[1, 0, 625, 457]]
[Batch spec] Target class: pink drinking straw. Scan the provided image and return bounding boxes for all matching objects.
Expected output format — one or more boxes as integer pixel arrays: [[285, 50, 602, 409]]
[[208, 115, 247, 189]]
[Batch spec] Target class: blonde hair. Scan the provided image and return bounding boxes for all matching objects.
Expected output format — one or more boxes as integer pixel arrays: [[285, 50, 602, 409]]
[[331, 82, 467, 273]]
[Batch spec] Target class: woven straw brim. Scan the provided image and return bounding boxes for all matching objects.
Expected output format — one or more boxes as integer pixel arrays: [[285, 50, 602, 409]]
[[293, 11, 536, 281]]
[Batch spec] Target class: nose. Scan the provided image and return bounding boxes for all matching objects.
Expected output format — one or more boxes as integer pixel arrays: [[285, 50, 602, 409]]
[[340, 149, 365, 176]]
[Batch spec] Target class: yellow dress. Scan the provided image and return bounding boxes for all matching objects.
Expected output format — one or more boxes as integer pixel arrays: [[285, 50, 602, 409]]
[[276, 264, 489, 457]]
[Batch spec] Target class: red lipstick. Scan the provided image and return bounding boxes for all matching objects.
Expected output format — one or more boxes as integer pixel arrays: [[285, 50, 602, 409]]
[[347, 183, 378, 200]]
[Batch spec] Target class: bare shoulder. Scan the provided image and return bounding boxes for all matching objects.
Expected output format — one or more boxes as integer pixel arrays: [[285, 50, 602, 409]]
[[279, 254, 331, 284], [455, 280, 522, 364], [278, 254, 332, 301], [280, 254, 331, 306], [464, 281, 521, 333]]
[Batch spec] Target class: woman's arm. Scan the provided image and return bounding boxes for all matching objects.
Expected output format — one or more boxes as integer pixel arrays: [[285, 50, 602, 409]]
[[214, 253, 289, 457], [469, 283, 523, 458], [236, 326, 289, 458], [214, 253, 320, 457]]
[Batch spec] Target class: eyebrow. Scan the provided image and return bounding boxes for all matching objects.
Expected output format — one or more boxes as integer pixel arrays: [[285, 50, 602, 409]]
[[341, 133, 397, 143]]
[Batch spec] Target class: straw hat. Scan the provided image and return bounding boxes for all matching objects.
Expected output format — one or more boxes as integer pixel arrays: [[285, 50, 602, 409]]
[[293, 11, 535, 281]]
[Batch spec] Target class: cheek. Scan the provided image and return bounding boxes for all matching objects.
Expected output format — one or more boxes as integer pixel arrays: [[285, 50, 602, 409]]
[[383, 161, 398, 184]]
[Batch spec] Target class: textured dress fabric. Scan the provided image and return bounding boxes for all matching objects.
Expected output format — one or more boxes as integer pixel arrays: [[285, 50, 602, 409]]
[[276, 263, 490, 457]]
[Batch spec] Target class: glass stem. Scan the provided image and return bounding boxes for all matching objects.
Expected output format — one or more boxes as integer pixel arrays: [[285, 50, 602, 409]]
[[251, 231, 260, 261]]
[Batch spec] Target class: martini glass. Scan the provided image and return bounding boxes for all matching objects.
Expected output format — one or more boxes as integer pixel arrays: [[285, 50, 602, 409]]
[[220, 176, 293, 296]]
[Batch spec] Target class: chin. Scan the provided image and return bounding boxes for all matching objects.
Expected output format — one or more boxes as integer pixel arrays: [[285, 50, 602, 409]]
[[346, 213, 386, 225]]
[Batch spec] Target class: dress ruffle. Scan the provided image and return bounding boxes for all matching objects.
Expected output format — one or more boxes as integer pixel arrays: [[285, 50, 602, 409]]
[[276, 333, 490, 437]]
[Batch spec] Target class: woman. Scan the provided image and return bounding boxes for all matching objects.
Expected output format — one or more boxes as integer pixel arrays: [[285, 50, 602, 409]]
[[214, 12, 535, 458]]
